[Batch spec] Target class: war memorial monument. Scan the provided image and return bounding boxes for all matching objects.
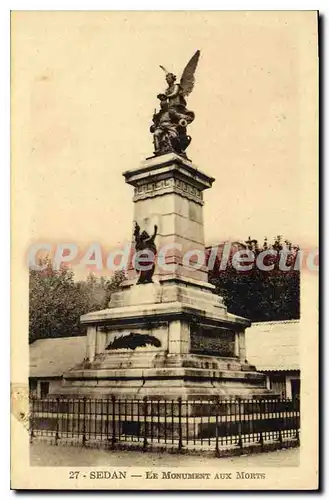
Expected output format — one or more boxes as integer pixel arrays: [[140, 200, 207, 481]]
[[61, 51, 269, 400]]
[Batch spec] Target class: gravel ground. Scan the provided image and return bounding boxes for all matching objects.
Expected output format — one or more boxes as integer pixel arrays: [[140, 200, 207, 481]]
[[30, 442, 299, 467]]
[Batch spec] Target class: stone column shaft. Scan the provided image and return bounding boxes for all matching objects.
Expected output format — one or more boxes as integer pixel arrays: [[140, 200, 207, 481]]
[[86, 326, 97, 362], [239, 331, 246, 361], [235, 331, 247, 361], [168, 320, 190, 354]]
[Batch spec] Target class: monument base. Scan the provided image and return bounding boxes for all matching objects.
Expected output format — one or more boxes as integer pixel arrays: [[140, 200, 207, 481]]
[[59, 282, 272, 400], [60, 358, 270, 400]]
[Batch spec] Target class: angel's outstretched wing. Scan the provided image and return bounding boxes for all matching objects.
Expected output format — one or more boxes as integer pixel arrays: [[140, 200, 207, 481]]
[[179, 50, 201, 97]]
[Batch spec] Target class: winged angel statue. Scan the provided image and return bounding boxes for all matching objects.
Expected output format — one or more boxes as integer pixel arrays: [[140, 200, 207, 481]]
[[150, 50, 200, 157]]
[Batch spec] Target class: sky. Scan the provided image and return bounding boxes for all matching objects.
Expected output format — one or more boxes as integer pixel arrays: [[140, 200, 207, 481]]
[[11, 11, 318, 275]]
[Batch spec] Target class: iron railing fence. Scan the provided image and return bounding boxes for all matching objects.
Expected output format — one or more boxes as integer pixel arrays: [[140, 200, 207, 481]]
[[29, 396, 300, 453]]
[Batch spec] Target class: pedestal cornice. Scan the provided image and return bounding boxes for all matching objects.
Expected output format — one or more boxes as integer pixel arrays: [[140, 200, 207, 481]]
[[123, 153, 215, 194]]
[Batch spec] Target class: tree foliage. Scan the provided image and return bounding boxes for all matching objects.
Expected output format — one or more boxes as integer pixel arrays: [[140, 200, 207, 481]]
[[29, 258, 125, 343], [208, 236, 300, 322]]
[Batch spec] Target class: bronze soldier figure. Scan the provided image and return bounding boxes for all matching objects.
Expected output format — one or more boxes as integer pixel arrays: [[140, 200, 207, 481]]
[[133, 222, 158, 284]]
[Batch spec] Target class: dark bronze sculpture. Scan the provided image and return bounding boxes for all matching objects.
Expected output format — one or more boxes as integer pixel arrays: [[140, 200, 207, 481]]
[[151, 50, 200, 157], [106, 332, 162, 350], [133, 222, 158, 284]]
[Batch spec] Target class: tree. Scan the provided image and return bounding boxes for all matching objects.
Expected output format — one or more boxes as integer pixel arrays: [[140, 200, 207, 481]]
[[29, 258, 125, 343], [75, 270, 126, 313], [208, 236, 300, 322]]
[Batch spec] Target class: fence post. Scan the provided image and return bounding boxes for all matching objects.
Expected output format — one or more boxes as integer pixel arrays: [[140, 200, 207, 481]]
[[237, 399, 243, 451], [143, 396, 148, 451], [178, 397, 183, 451], [150, 400, 153, 444], [259, 400, 264, 450], [295, 397, 300, 444], [215, 398, 220, 458], [29, 397, 34, 444], [82, 397, 87, 446], [111, 395, 116, 449], [106, 398, 110, 442], [278, 399, 283, 446], [55, 397, 60, 445]]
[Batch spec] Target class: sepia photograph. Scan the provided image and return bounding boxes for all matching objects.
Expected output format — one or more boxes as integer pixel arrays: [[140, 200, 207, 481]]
[[10, 10, 318, 490]]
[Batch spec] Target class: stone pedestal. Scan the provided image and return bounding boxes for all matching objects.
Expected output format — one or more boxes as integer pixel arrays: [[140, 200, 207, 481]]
[[61, 153, 270, 399], [122, 153, 213, 284]]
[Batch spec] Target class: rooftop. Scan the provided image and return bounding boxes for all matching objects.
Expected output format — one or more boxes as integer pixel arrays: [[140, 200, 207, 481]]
[[30, 336, 86, 377], [245, 320, 300, 371]]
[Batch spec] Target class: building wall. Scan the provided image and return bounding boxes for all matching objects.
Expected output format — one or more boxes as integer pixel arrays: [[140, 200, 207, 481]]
[[265, 370, 300, 399], [287, 374, 300, 399], [29, 377, 63, 398]]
